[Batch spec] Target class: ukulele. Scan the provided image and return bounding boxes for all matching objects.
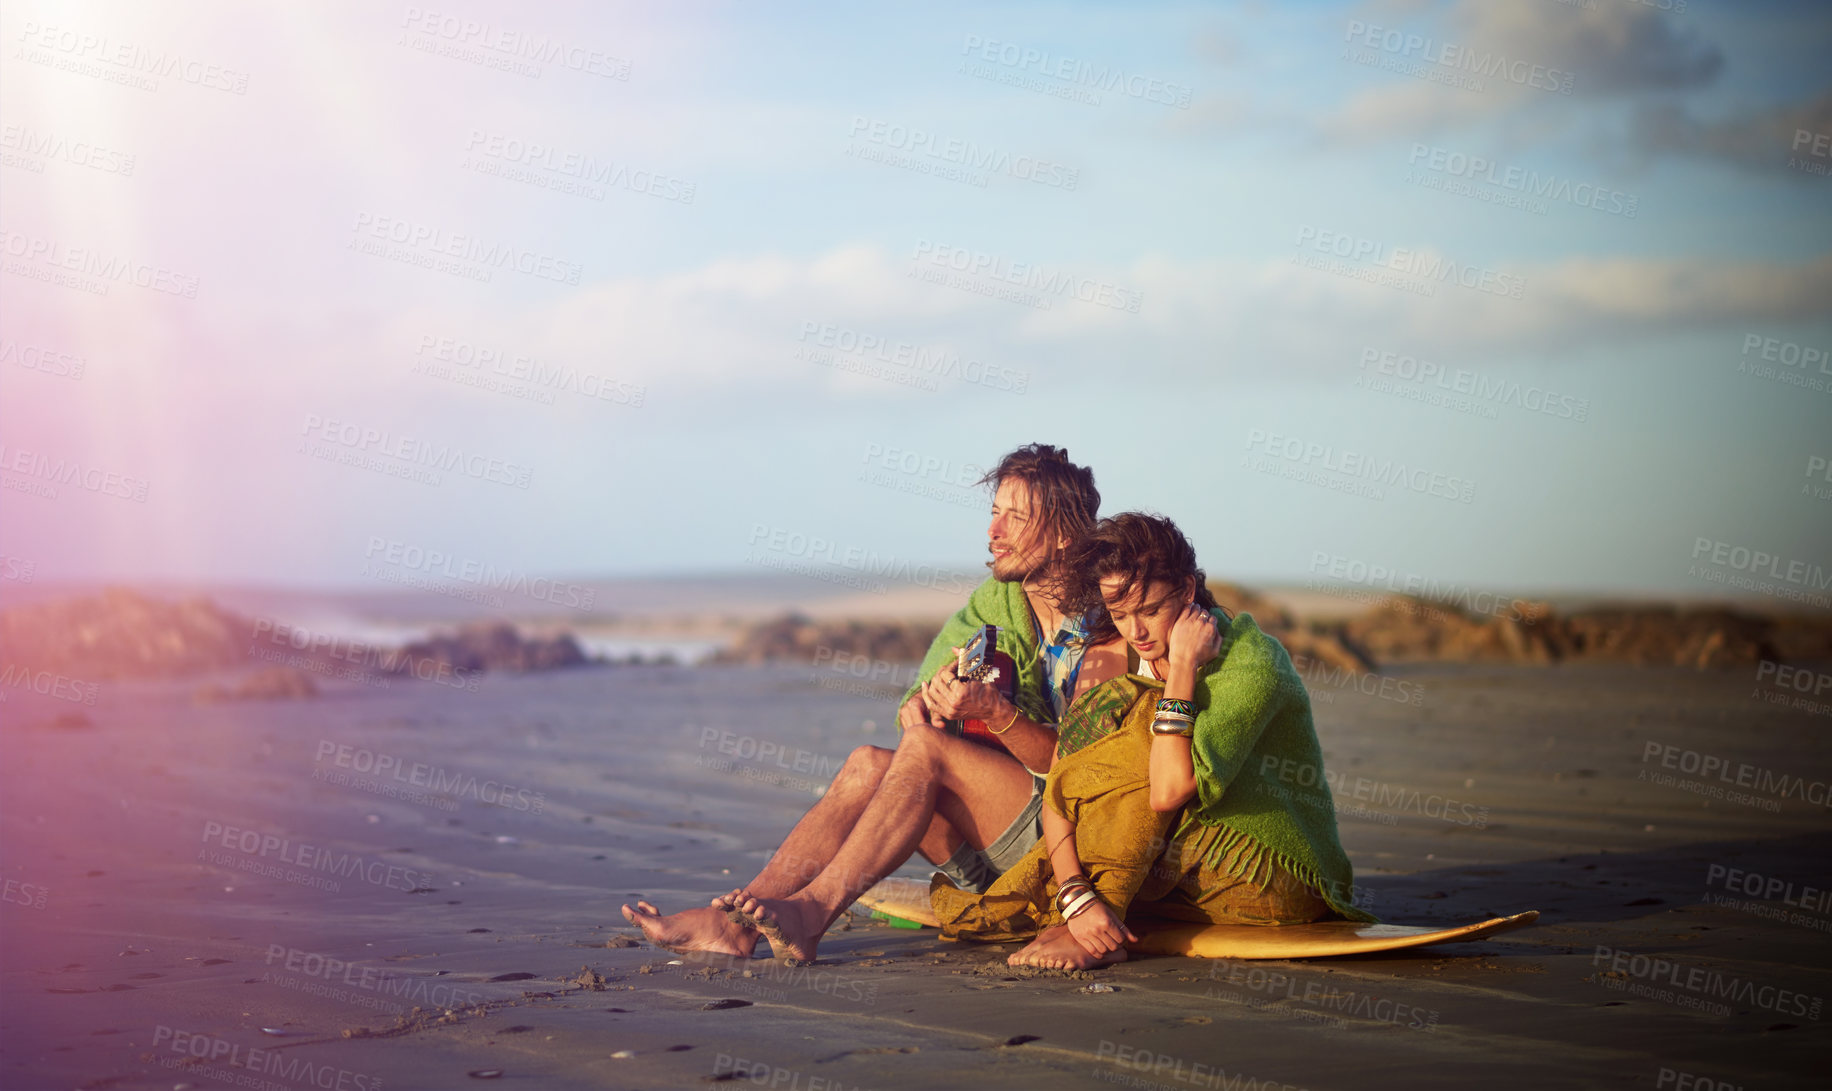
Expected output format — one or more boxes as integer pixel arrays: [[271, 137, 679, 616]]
[[944, 625, 1021, 751]]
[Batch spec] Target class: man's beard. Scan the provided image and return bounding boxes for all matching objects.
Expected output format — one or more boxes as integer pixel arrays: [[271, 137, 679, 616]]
[[990, 543, 1049, 583]]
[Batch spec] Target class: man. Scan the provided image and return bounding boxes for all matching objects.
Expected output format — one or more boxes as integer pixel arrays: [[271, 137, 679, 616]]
[[622, 444, 1124, 959]]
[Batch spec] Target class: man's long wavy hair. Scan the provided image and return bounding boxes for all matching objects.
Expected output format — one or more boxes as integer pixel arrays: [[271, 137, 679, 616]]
[[1058, 512, 1223, 644], [977, 444, 1100, 579]]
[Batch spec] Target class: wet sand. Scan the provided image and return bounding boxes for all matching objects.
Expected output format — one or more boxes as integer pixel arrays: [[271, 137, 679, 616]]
[[1, 661, 1827, 1089]]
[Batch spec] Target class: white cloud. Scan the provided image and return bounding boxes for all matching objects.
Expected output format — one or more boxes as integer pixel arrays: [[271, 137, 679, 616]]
[[339, 244, 1832, 398], [1317, 0, 1726, 143]]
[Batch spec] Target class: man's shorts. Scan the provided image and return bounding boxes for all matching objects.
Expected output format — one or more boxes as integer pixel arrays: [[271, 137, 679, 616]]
[[932, 773, 1047, 894]]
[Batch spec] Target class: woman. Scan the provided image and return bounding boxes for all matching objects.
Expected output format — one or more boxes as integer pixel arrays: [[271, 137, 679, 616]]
[[931, 513, 1373, 970]]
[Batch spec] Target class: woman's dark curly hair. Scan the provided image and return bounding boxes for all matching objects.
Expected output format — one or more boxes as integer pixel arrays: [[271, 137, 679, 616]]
[[1055, 512, 1223, 643]]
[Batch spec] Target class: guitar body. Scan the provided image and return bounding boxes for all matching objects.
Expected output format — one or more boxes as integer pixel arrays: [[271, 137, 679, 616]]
[[949, 649, 1021, 749]]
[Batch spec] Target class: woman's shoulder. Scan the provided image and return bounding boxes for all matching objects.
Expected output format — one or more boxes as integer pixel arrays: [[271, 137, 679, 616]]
[[1216, 610, 1283, 662]]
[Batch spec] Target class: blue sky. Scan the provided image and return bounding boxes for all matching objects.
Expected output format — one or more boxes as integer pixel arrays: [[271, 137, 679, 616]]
[[2, 0, 1828, 599]]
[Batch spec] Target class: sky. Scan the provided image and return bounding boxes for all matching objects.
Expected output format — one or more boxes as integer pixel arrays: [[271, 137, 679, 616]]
[[2, 0, 1829, 604]]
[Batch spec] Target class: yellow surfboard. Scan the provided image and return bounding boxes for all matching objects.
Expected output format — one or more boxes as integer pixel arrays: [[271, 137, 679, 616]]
[[855, 877, 942, 927], [854, 879, 1538, 960], [1126, 910, 1540, 959]]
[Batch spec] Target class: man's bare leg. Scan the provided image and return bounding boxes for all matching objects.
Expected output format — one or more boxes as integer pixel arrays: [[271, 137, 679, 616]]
[[733, 725, 1037, 962], [620, 742, 964, 955]]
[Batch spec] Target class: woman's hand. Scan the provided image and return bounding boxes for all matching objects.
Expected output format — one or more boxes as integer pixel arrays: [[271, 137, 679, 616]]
[[897, 691, 933, 730], [1065, 897, 1138, 957], [1167, 604, 1222, 673]]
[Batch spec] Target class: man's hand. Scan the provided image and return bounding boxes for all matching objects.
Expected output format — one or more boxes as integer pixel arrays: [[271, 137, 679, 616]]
[[1065, 898, 1137, 957], [920, 654, 1007, 722]]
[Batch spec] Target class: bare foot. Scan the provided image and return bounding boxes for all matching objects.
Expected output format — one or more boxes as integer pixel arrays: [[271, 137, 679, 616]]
[[620, 900, 758, 958], [1008, 923, 1129, 971], [729, 893, 829, 964]]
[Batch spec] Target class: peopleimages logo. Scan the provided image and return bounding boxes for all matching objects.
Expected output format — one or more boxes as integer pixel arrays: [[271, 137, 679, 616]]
[[798, 322, 1029, 393], [0, 338, 87, 379], [0, 227, 199, 298], [299, 413, 534, 489], [0, 122, 136, 176], [1342, 20, 1574, 95], [314, 740, 546, 814], [350, 212, 583, 285], [152, 1026, 379, 1091], [1357, 347, 1589, 422], [1244, 429, 1477, 504], [0, 445, 149, 502], [1406, 144, 1636, 218], [1592, 945, 1823, 1020], [958, 34, 1193, 108], [1306, 551, 1536, 622], [1688, 538, 1831, 607], [847, 116, 1080, 190], [1640, 740, 1831, 809], [745, 523, 974, 596], [200, 820, 435, 891], [1294, 226, 1525, 299], [15, 21, 252, 94], [363, 537, 595, 610], [464, 129, 695, 203], [399, 6, 631, 80], [910, 240, 1144, 313], [263, 943, 488, 1012]]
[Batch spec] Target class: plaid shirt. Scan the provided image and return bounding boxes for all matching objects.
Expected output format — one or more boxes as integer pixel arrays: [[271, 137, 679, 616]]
[[1035, 611, 1093, 724]]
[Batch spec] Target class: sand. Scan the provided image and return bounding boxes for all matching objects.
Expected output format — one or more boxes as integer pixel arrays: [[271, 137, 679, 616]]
[[1, 660, 1827, 1090]]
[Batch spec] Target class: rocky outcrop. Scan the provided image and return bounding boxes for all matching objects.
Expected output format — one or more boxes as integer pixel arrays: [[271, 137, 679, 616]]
[[712, 614, 933, 667], [714, 586, 1830, 675], [1339, 597, 1558, 665], [1209, 582, 1376, 674], [0, 590, 594, 682], [0, 588, 252, 680], [391, 622, 588, 674], [1341, 596, 1832, 669]]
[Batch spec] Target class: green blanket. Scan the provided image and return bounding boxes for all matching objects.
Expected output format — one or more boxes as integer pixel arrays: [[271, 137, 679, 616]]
[[1178, 609, 1376, 922], [900, 584, 1373, 921], [898, 577, 1049, 727]]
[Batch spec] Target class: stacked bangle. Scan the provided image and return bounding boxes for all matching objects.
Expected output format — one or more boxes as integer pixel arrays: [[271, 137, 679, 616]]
[[1057, 877, 1100, 921], [1151, 701, 1195, 736], [1056, 876, 1098, 920]]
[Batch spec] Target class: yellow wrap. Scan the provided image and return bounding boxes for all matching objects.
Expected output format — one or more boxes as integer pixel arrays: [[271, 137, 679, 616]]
[[931, 676, 1331, 942]]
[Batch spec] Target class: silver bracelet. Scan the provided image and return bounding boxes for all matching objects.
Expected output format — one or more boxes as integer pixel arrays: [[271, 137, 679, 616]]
[[1061, 889, 1100, 920], [1150, 717, 1195, 737]]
